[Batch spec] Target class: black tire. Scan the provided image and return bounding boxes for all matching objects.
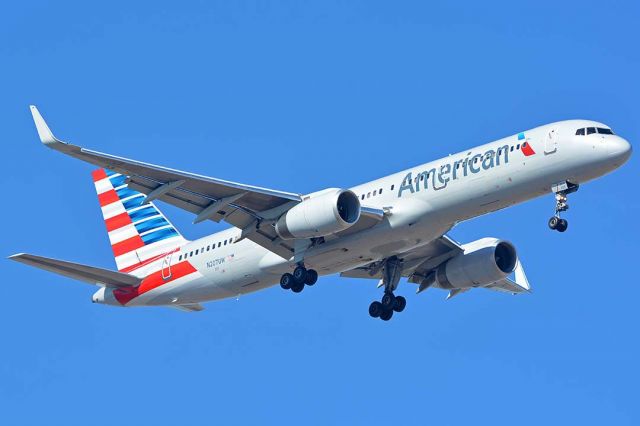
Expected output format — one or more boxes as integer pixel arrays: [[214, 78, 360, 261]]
[[557, 219, 568, 233], [548, 216, 559, 230], [291, 282, 304, 293], [369, 301, 383, 318], [381, 292, 396, 310], [293, 266, 307, 284], [280, 273, 293, 290], [305, 269, 318, 286], [380, 309, 393, 321], [393, 295, 407, 313]]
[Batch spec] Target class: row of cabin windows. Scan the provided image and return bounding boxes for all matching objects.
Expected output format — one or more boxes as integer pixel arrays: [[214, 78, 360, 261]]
[[358, 142, 530, 196], [178, 237, 234, 261], [575, 127, 614, 136], [360, 187, 384, 200]]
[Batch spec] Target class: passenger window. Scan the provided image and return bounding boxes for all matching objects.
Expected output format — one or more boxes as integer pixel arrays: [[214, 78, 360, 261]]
[[367, 192, 371, 198], [207, 246, 210, 251], [361, 194, 365, 200], [576, 128, 585, 136], [597, 127, 613, 135], [510, 146, 514, 152], [516, 144, 520, 149], [179, 255, 182, 261], [587, 127, 596, 135], [195, 249, 199, 255], [379, 188, 383, 194], [190, 251, 193, 257], [224, 240, 227, 246], [373, 190, 377, 196], [218, 242, 221, 248], [391, 184, 395, 190], [522, 142, 527, 148]]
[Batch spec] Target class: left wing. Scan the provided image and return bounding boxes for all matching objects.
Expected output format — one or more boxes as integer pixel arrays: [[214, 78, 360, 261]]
[[30, 106, 386, 260], [31, 106, 299, 258]]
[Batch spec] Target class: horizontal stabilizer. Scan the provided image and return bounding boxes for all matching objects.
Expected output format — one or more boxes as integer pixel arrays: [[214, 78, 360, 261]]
[[9, 253, 141, 288]]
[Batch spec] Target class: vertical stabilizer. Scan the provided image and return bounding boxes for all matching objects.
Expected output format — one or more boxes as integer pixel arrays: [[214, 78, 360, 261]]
[[92, 168, 188, 273]]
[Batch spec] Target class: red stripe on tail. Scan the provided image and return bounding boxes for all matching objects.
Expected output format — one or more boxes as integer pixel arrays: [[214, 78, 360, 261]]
[[98, 189, 119, 207], [92, 168, 108, 182], [105, 212, 132, 232], [112, 235, 145, 257]]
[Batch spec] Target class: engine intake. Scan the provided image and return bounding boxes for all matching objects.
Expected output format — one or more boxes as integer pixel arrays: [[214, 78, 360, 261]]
[[275, 188, 361, 239], [435, 238, 517, 289]]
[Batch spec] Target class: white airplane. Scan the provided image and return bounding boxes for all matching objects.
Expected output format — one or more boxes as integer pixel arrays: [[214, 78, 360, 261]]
[[10, 106, 632, 320]]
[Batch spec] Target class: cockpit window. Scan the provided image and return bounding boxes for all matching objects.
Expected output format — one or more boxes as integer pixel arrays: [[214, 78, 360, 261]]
[[586, 127, 596, 135], [576, 128, 585, 136], [597, 127, 614, 135]]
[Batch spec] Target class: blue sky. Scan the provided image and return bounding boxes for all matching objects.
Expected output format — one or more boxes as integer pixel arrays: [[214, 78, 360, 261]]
[[2, 1, 639, 424]]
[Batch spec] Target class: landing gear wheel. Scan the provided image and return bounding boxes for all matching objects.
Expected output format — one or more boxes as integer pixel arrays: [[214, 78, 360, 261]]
[[304, 269, 318, 286], [548, 216, 559, 230], [381, 292, 396, 310], [291, 282, 304, 293], [379, 309, 393, 321], [280, 273, 293, 290], [293, 266, 307, 284], [393, 295, 407, 313], [369, 301, 383, 318], [557, 219, 568, 233]]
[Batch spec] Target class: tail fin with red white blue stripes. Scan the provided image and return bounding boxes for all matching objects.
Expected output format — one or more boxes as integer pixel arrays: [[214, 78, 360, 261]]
[[92, 168, 188, 273]]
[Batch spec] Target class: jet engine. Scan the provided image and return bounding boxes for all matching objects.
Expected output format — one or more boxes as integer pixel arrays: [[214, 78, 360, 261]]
[[275, 188, 361, 239], [434, 238, 517, 289]]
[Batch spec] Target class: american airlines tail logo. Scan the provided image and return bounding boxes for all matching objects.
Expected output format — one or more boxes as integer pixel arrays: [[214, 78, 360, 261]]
[[397, 132, 535, 197]]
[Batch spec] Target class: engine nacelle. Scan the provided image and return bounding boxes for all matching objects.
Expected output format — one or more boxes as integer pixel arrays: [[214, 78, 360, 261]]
[[435, 238, 517, 289], [275, 188, 361, 239]]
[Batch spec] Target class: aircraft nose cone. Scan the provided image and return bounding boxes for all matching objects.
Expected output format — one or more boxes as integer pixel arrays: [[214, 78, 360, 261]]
[[608, 136, 632, 164]]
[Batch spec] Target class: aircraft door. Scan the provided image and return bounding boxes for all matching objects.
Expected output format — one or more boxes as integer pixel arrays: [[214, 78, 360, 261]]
[[161, 252, 173, 280], [545, 128, 558, 154]]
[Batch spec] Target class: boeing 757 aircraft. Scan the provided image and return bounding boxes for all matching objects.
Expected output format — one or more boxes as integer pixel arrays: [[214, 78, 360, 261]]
[[10, 106, 632, 320]]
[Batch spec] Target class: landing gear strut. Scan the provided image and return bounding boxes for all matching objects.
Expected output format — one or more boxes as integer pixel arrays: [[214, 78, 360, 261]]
[[368, 256, 407, 321], [280, 264, 318, 293], [548, 181, 578, 233]]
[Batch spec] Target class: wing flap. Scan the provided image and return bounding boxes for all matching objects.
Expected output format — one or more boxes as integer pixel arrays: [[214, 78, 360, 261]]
[[485, 259, 531, 294], [9, 253, 141, 288], [340, 234, 462, 280], [169, 303, 205, 312]]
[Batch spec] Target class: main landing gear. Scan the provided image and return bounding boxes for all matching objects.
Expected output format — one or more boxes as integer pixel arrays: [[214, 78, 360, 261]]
[[548, 181, 579, 233], [280, 264, 318, 293], [368, 256, 407, 321]]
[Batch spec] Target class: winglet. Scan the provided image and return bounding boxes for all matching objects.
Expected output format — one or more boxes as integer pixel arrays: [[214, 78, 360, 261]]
[[29, 105, 65, 146]]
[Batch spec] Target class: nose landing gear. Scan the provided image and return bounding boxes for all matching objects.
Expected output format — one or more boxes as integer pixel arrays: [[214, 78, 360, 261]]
[[548, 181, 578, 233], [280, 264, 318, 293], [368, 256, 407, 321]]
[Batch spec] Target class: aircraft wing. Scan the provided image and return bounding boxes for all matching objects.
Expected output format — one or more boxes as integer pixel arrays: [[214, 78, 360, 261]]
[[30, 106, 310, 259], [341, 235, 531, 294], [9, 253, 141, 288], [340, 235, 463, 279]]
